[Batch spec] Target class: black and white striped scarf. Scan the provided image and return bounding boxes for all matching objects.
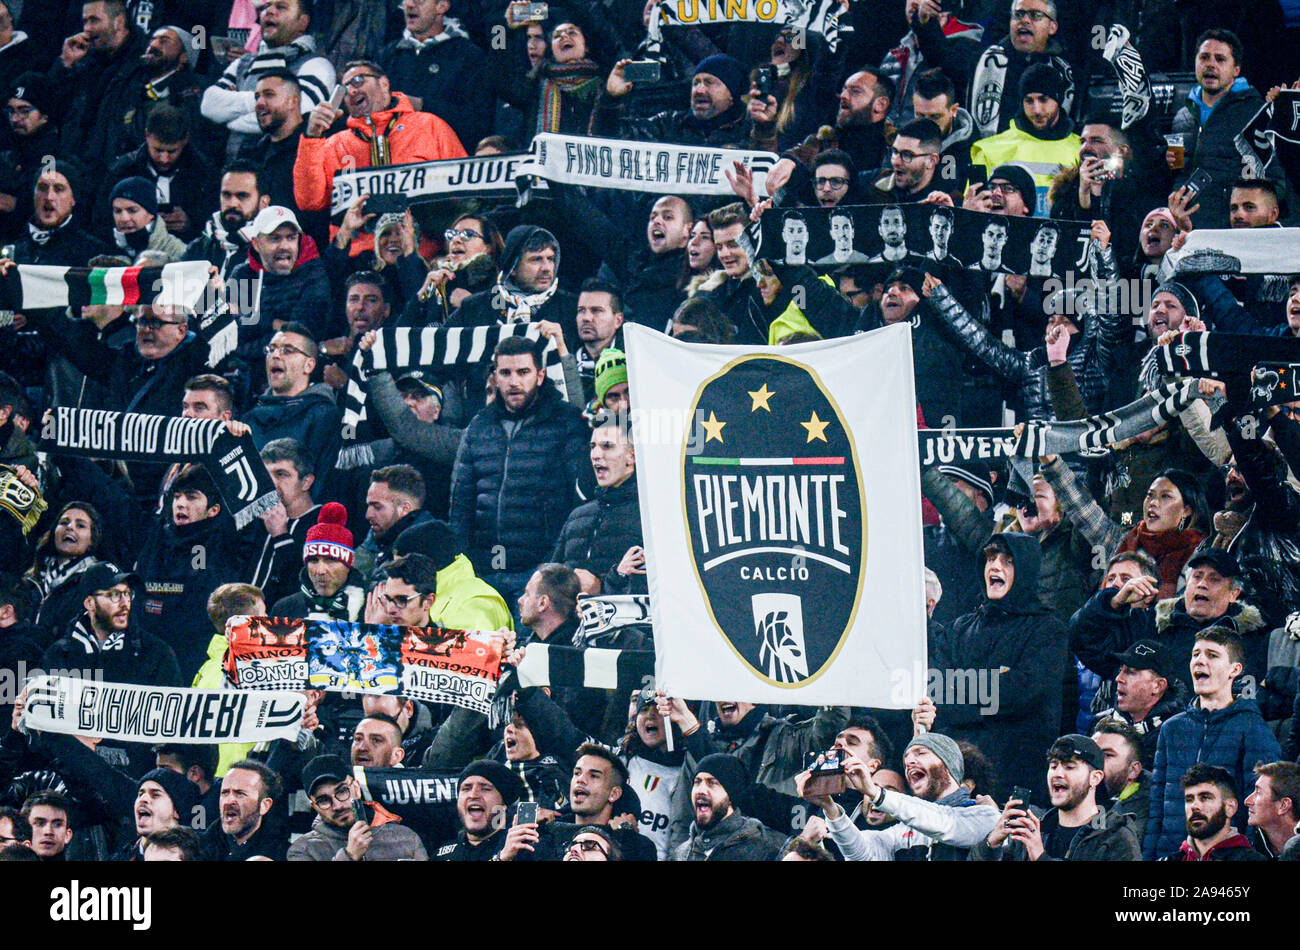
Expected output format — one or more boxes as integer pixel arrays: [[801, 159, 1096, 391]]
[[339, 324, 566, 433]]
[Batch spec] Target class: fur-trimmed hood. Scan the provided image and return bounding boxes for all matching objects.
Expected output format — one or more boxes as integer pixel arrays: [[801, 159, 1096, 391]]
[[1154, 596, 1265, 635]]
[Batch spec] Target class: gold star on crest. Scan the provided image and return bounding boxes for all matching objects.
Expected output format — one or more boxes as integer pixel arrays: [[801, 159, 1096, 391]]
[[800, 411, 830, 443], [701, 410, 727, 443], [748, 383, 775, 412]]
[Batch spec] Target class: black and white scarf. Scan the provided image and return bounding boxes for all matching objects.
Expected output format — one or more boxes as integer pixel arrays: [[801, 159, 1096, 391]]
[[644, 0, 852, 52], [970, 45, 1074, 138], [339, 324, 566, 433], [1161, 227, 1300, 278], [1101, 24, 1151, 130], [40, 407, 278, 529]]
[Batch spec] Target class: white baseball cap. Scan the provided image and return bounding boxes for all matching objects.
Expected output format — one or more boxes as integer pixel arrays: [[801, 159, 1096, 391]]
[[239, 205, 302, 241]]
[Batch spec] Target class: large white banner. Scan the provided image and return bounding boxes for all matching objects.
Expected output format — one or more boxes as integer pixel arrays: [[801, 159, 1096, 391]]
[[21, 676, 305, 744], [625, 323, 927, 707]]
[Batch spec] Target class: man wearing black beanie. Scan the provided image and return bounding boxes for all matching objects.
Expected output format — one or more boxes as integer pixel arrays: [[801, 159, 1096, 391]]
[[117, 768, 201, 861], [673, 753, 785, 861], [435, 759, 523, 861]]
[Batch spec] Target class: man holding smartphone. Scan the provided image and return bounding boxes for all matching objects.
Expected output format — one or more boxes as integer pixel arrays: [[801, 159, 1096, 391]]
[[287, 755, 428, 860], [971, 734, 1141, 860]]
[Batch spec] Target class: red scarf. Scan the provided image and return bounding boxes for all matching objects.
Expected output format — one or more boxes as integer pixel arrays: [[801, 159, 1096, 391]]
[[1116, 523, 1205, 599]]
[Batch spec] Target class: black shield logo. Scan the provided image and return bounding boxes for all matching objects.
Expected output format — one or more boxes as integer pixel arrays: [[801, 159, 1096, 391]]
[[682, 355, 866, 686]]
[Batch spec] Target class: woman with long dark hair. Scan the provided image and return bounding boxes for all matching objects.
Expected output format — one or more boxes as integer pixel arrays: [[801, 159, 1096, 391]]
[[25, 501, 118, 643], [400, 213, 505, 326]]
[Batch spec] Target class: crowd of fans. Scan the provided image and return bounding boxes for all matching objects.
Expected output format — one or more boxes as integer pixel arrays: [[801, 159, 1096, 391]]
[[0, 0, 1298, 863]]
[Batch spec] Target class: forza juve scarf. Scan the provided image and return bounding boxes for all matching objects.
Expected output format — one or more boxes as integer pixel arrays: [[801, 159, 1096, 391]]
[[0, 261, 210, 312], [329, 153, 545, 216], [21, 676, 304, 744], [517, 133, 778, 199], [225, 617, 507, 715], [917, 380, 1200, 464], [645, 0, 852, 51], [339, 323, 566, 435], [40, 407, 278, 529]]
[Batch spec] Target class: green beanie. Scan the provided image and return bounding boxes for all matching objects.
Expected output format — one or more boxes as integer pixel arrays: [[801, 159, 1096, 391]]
[[595, 348, 628, 405]]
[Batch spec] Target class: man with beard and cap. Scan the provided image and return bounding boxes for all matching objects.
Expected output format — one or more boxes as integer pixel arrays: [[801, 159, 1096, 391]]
[[183, 161, 270, 281], [857, 267, 966, 426], [1070, 548, 1267, 697], [672, 753, 784, 861], [270, 502, 367, 622], [973, 734, 1141, 860], [1088, 639, 1189, 769], [963, 162, 1036, 217], [294, 59, 465, 256], [98, 103, 218, 244], [931, 533, 1068, 802], [0, 73, 64, 241], [596, 53, 751, 149], [227, 206, 331, 350], [804, 731, 1000, 861], [288, 754, 427, 860], [435, 759, 523, 860], [89, 24, 207, 163], [1163, 763, 1267, 861], [969, 63, 1080, 216], [107, 175, 187, 261], [450, 335, 588, 606]]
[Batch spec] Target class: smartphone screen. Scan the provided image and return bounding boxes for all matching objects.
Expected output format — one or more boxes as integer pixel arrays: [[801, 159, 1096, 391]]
[[517, 801, 539, 824]]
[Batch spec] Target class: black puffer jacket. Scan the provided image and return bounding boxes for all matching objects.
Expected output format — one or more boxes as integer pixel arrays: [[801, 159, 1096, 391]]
[[1168, 82, 1269, 229], [551, 476, 643, 592], [590, 95, 752, 149], [933, 532, 1068, 801], [450, 385, 589, 575], [928, 281, 1121, 421], [970, 804, 1142, 861]]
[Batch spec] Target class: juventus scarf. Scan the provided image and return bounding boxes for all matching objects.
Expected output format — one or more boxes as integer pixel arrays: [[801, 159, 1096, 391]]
[[0, 465, 47, 536], [339, 324, 567, 435], [970, 46, 1074, 138], [1101, 24, 1151, 130], [516, 133, 778, 200], [515, 642, 656, 694], [21, 676, 304, 744], [758, 203, 1091, 279], [575, 595, 653, 646], [1162, 227, 1300, 278], [329, 153, 546, 216], [225, 617, 507, 715], [645, 0, 852, 51], [353, 766, 463, 845], [40, 407, 278, 530], [1235, 90, 1300, 183], [918, 380, 1199, 463], [1152, 332, 1300, 398]]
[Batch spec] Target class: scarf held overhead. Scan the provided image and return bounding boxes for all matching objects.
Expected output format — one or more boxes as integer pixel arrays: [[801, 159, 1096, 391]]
[[339, 323, 566, 435], [224, 617, 507, 715], [21, 676, 304, 744], [0, 261, 211, 312], [329, 153, 547, 216], [646, 0, 852, 51], [517, 133, 778, 199], [40, 407, 279, 529]]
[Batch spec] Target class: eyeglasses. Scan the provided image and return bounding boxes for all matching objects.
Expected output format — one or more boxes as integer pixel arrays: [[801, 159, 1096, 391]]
[[815, 176, 851, 190], [265, 342, 310, 358], [445, 228, 484, 243], [986, 181, 1020, 195], [95, 588, 133, 604], [311, 783, 353, 809], [135, 315, 187, 331], [889, 147, 938, 163], [342, 73, 381, 89], [6, 105, 33, 118], [377, 589, 420, 610], [567, 837, 610, 857], [1011, 9, 1052, 21]]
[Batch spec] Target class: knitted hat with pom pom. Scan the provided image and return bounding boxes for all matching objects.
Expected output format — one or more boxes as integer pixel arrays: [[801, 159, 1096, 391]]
[[303, 502, 354, 566]]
